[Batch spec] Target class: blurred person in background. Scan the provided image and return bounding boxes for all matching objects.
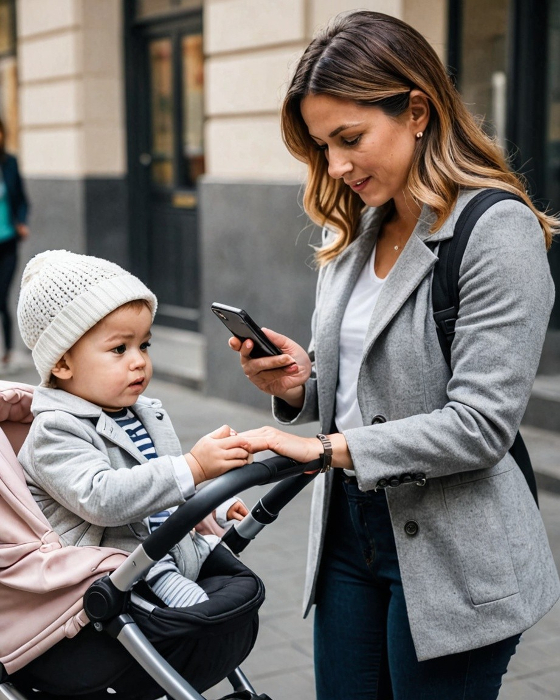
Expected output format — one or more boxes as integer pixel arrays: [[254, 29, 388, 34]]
[[0, 117, 29, 368]]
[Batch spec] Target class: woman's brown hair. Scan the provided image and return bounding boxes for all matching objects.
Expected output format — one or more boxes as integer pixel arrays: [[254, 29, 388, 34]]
[[281, 11, 558, 265]]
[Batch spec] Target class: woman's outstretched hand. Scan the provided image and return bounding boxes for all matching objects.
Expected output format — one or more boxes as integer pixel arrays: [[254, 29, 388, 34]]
[[239, 426, 322, 464], [229, 328, 312, 407], [239, 426, 353, 470]]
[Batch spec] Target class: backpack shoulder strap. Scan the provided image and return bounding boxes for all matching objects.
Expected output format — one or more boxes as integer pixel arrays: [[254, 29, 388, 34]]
[[432, 188, 525, 365], [431, 188, 538, 505]]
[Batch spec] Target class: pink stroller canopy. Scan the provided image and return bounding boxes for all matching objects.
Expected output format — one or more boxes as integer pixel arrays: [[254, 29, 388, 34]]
[[0, 382, 127, 674]]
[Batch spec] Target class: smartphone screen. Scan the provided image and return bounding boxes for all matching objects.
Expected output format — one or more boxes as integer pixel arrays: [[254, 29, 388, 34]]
[[211, 303, 282, 358]]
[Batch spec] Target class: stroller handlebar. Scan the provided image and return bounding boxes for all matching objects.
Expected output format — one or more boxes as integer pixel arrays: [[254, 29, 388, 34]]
[[105, 455, 319, 596], [222, 468, 320, 554]]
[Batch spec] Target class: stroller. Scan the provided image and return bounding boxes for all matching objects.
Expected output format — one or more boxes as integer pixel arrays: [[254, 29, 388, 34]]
[[0, 382, 319, 700]]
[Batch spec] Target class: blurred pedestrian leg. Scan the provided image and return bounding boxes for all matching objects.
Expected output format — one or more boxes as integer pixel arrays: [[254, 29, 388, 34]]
[[0, 237, 17, 364], [0, 117, 30, 367]]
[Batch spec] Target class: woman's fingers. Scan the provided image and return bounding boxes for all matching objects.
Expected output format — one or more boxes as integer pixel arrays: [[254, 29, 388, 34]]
[[243, 359, 297, 383], [239, 426, 276, 438], [228, 336, 243, 352], [227, 327, 309, 400], [260, 327, 289, 347], [213, 434, 256, 451], [229, 329, 297, 366], [243, 436, 274, 453]]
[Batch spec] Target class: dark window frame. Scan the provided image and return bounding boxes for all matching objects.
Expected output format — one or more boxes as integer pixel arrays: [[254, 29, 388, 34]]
[[448, 0, 559, 330], [447, 0, 549, 202]]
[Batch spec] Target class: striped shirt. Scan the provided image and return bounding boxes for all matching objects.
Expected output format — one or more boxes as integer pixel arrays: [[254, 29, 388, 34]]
[[112, 408, 157, 459], [111, 408, 175, 530], [108, 407, 208, 607]]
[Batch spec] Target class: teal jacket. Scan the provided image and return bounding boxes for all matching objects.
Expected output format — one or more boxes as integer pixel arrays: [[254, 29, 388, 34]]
[[0, 153, 29, 228]]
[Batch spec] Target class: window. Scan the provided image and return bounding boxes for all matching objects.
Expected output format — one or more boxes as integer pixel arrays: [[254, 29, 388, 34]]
[[0, 0, 17, 153], [457, 0, 511, 149]]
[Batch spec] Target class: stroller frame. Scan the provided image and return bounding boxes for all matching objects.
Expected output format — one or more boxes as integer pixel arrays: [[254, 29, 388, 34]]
[[0, 403, 318, 700]]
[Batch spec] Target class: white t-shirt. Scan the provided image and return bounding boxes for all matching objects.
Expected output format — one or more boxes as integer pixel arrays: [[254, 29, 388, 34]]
[[335, 246, 386, 432]]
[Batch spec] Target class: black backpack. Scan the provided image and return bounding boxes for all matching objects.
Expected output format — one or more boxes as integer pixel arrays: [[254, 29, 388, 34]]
[[431, 188, 539, 505]]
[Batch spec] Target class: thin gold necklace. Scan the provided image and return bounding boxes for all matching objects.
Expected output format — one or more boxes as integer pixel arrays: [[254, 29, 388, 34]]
[[381, 206, 412, 252]]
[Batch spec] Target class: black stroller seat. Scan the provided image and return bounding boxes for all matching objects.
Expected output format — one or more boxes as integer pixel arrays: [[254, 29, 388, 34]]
[[11, 545, 265, 700]]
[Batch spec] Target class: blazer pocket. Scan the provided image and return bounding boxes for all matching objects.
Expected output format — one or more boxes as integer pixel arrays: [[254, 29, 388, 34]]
[[444, 475, 519, 605]]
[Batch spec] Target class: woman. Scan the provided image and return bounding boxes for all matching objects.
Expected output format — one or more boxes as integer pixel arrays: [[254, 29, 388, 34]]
[[0, 118, 29, 367], [231, 11, 560, 700]]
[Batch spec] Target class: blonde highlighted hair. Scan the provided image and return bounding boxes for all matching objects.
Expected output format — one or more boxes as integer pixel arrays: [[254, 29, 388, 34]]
[[281, 11, 558, 266]]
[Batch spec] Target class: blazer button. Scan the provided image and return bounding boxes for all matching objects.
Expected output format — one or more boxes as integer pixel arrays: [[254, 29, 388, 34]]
[[404, 520, 419, 537], [156, 412, 164, 420], [371, 414, 387, 425], [389, 477, 400, 488], [376, 478, 389, 489], [401, 474, 413, 484]]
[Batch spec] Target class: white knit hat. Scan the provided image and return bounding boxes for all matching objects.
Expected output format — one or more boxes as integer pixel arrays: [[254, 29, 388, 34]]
[[17, 250, 158, 385]]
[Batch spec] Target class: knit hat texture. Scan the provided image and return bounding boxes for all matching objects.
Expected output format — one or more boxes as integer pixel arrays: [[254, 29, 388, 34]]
[[17, 250, 158, 385]]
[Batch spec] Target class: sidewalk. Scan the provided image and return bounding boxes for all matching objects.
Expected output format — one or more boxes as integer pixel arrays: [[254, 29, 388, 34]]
[[1, 355, 559, 699]]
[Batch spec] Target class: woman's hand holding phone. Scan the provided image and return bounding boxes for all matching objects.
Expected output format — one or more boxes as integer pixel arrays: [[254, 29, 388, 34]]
[[229, 327, 311, 407]]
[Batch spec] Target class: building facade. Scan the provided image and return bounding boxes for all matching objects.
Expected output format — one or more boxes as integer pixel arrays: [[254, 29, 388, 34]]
[[3, 0, 559, 407]]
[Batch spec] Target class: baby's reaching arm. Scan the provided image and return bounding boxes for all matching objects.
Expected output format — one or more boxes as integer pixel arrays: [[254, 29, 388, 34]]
[[21, 415, 254, 528]]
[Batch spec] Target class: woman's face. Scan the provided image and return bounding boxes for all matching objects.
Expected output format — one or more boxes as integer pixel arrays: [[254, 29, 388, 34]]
[[300, 93, 423, 209]]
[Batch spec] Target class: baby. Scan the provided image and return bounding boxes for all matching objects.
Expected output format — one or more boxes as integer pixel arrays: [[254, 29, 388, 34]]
[[17, 250, 253, 607]]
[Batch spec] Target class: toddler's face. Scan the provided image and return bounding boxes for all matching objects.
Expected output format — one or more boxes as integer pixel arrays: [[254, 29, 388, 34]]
[[55, 303, 153, 411]]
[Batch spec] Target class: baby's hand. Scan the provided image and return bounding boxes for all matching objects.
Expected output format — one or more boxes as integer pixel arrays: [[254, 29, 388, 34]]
[[226, 500, 248, 521], [187, 424, 252, 485]]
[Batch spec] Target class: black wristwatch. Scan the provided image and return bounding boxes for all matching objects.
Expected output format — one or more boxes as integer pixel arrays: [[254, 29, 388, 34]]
[[316, 433, 333, 473]]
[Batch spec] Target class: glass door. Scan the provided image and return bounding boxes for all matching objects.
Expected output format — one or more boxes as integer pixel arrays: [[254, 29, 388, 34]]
[[148, 37, 175, 187], [128, 12, 204, 331], [182, 33, 204, 183]]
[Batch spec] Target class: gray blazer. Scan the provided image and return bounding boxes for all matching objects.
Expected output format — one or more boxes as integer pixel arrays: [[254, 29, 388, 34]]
[[275, 189, 560, 661], [19, 387, 205, 581]]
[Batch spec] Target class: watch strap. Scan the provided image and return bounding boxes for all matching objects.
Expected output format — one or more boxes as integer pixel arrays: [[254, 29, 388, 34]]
[[316, 433, 333, 473]]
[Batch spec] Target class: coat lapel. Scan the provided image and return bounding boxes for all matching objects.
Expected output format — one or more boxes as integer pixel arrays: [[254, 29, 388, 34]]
[[134, 404, 181, 457], [95, 412, 149, 463], [362, 205, 453, 358]]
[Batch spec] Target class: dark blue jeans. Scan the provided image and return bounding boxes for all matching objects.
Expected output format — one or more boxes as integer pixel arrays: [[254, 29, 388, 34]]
[[314, 471, 521, 700]]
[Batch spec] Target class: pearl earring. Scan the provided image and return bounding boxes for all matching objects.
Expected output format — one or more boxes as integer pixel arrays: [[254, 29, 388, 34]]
[[416, 131, 423, 139]]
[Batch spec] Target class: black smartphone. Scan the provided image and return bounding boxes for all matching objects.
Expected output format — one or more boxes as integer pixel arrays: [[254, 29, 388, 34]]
[[211, 303, 282, 359]]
